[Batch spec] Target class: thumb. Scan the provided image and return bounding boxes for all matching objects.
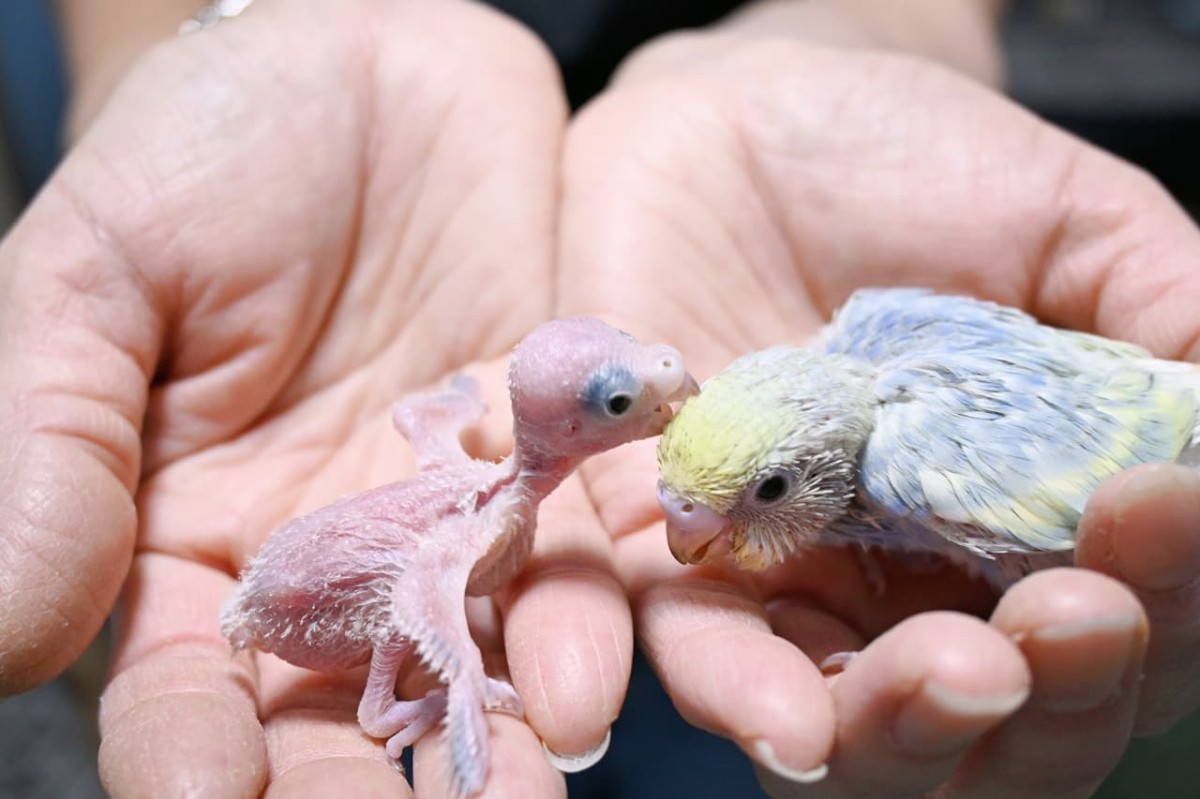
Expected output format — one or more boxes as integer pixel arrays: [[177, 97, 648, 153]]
[[0, 177, 162, 693]]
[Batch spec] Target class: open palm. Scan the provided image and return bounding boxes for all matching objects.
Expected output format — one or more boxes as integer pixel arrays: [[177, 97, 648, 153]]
[[0, 1, 635, 796], [7, 5, 1200, 798], [560, 36, 1200, 798]]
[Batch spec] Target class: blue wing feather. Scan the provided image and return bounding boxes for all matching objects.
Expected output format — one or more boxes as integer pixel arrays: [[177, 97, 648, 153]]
[[817, 289, 1199, 554]]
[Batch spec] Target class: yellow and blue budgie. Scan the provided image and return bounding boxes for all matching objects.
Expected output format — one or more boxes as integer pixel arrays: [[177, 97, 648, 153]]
[[657, 288, 1200, 586]]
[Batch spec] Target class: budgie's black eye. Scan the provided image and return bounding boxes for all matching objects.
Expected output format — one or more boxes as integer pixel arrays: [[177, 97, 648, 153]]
[[582, 365, 641, 419], [752, 473, 790, 505]]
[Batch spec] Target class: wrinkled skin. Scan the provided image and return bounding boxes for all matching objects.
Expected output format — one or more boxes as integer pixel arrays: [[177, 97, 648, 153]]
[[559, 31, 1200, 799], [4, 1, 1200, 798], [1, 3, 587, 797]]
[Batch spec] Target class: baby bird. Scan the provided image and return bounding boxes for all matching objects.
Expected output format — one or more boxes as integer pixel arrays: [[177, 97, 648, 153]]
[[221, 317, 697, 797], [657, 288, 1200, 587]]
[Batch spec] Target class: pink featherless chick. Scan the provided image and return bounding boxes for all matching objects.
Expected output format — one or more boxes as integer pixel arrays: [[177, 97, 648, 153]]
[[220, 317, 697, 797]]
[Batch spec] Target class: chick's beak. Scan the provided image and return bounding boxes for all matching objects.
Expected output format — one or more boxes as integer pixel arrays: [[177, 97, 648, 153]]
[[647, 370, 700, 436], [669, 372, 701, 403], [657, 481, 732, 564]]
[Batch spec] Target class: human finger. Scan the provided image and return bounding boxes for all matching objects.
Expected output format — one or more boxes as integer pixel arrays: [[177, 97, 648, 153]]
[[757, 612, 1029, 799], [1076, 462, 1200, 733], [0, 184, 160, 692], [932, 568, 1146, 799], [619, 529, 835, 783], [98, 553, 267, 798], [256, 658, 411, 799], [413, 713, 565, 799], [413, 595, 566, 798], [496, 477, 633, 767]]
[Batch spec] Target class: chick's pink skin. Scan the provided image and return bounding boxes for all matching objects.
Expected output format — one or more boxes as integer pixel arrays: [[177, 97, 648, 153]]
[[220, 316, 695, 797]]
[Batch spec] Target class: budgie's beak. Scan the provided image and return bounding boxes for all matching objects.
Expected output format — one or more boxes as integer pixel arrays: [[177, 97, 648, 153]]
[[657, 482, 732, 564]]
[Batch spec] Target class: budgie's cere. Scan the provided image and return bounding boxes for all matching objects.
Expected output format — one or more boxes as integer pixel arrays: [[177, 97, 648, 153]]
[[657, 288, 1200, 584], [221, 317, 697, 798]]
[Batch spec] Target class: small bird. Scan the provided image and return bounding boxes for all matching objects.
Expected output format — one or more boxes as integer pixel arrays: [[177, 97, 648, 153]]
[[657, 288, 1200, 587], [221, 317, 697, 797]]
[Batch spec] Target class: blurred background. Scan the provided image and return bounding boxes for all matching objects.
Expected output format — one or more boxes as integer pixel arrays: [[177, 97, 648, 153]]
[[2, 0, 1199, 797]]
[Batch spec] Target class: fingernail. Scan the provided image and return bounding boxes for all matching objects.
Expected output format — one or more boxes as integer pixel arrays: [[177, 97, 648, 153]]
[[751, 739, 828, 784], [543, 728, 611, 773], [893, 680, 1028, 757], [1026, 613, 1143, 713], [818, 651, 859, 676], [1110, 466, 1200, 591]]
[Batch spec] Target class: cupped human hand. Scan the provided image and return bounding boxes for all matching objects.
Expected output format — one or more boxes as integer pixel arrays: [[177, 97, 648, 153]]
[[559, 32, 1200, 798], [0, 1, 633, 796]]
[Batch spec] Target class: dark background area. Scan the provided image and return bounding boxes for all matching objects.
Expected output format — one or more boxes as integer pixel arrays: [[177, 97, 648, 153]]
[[1006, 0, 1200, 216], [2, 1, 1199, 797]]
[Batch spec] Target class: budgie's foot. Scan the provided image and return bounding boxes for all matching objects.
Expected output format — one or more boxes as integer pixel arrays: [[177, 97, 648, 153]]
[[853, 546, 889, 597], [852, 546, 951, 596], [819, 651, 859, 676], [359, 689, 449, 759], [484, 677, 524, 717]]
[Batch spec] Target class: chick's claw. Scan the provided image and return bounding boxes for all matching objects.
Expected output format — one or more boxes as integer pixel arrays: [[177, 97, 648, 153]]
[[483, 677, 524, 717], [359, 689, 447, 739]]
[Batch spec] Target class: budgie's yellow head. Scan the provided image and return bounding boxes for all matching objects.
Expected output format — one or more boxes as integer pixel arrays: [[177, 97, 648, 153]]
[[657, 347, 876, 570]]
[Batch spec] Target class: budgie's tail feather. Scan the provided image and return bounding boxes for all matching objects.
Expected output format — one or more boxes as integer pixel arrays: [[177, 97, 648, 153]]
[[1146, 359, 1200, 455], [445, 677, 491, 799], [1177, 448, 1200, 468]]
